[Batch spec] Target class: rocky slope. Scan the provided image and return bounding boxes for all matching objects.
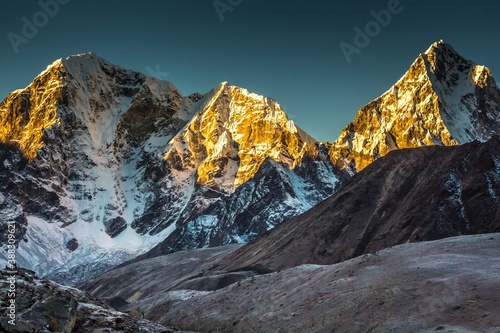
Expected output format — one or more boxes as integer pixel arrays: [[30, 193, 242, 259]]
[[81, 234, 500, 333], [0, 53, 339, 284], [212, 137, 500, 273], [0, 268, 186, 333], [162, 234, 500, 333], [329, 40, 500, 173], [79, 245, 244, 306]]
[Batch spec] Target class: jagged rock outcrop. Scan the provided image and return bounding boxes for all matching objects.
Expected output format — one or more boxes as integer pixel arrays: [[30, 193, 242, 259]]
[[0, 268, 182, 332], [329, 40, 500, 173]]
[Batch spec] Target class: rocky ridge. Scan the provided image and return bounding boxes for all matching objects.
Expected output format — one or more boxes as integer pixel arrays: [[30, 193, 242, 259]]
[[329, 40, 500, 173], [0, 267, 186, 333]]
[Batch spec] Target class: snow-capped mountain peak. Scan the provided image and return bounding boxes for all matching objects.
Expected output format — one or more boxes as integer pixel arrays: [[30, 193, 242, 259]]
[[329, 40, 500, 173], [0, 53, 204, 282], [164, 81, 320, 191]]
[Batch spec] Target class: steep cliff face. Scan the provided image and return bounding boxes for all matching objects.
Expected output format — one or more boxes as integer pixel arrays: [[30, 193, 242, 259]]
[[0, 53, 203, 281], [0, 54, 339, 283], [129, 82, 339, 258], [167, 82, 317, 189], [329, 40, 500, 173], [0, 143, 28, 246]]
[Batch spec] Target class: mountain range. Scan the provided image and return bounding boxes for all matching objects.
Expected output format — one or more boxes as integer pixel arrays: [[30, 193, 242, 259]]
[[1, 40, 500, 287], [0, 54, 339, 283]]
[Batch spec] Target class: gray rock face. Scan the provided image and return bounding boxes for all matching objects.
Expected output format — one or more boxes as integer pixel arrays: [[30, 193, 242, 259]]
[[104, 216, 128, 238], [0, 267, 183, 333], [15, 295, 78, 333], [0, 143, 28, 247], [133, 154, 338, 263], [66, 238, 78, 251]]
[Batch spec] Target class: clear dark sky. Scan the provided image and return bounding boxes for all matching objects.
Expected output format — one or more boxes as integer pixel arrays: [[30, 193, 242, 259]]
[[1, 0, 499, 141]]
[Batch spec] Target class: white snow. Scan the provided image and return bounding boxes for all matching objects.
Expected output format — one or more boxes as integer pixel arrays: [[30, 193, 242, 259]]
[[444, 173, 469, 229], [15, 216, 71, 273]]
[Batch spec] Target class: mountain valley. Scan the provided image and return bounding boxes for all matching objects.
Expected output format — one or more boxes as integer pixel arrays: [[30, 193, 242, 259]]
[[1, 40, 500, 332]]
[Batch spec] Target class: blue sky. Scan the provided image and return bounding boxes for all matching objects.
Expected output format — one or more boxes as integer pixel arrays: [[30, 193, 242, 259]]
[[1, 0, 499, 142]]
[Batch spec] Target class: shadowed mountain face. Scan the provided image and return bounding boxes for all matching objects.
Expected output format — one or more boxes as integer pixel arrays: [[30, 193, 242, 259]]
[[212, 137, 500, 273], [0, 143, 28, 245]]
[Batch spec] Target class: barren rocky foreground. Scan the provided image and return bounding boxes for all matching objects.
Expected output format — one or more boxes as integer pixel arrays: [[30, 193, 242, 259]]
[[0, 268, 188, 333], [82, 233, 500, 333]]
